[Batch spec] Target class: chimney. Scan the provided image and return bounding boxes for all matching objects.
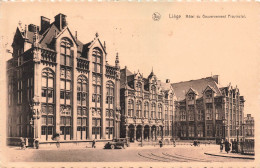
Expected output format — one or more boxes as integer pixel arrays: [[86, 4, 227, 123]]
[[212, 75, 219, 84], [54, 13, 67, 31], [166, 79, 170, 83], [28, 24, 38, 32], [40, 16, 50, 34]]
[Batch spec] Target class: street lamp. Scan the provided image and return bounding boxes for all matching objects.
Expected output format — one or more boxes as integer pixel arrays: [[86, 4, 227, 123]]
[[222, 118, 226, 140]]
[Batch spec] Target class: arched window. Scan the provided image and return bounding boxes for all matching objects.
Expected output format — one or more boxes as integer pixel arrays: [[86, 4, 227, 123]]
[[128, 99, 134, 117], [92, 48, 102, 74], [60, 65, 72, 140], [106, 81, 114, 139], [106, 81, 114, 106], [151, 102, 156, 119], [151, 85, 156, 100], [165, 106, 168, 120], [77, 75, 88, 140], [136, 82, 142, 97], [60, 38, 73, 66], [158, 104, 162, 119], [144, 102, 149, 118], [136, 100, 142, 118], [41, 68, 54, 140]]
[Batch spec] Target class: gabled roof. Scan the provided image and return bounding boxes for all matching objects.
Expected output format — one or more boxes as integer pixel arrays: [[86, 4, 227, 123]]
[[171, 76, 223, 101], [186, 88, 199, 95]]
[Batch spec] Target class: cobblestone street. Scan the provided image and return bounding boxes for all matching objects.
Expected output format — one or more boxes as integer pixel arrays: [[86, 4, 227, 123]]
[[3, 145, 254, 162]]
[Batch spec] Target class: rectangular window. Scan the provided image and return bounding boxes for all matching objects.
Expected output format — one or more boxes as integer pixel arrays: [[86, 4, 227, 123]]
[[60, 91, 65, 104], [42, 105, 47, 114], [60, 55, 65, 65], [82, 118, 87, 126], [82, 93, 87, 106], [48, 105, 54, 114], [66, 92, 71, 104], [66, 117, 71, 125], [47, 90, 53, 103], [66, 81, 71, 90], [77, 118, 81, 126], [82, 108, 87, 116], [41, 126, 46, 135], [42, 116, 47, 125], [47, 117, 53, 125], [42, 77, 47, 87]]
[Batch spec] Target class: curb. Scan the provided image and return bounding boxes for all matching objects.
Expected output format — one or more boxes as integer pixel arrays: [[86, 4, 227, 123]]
[[204, 152, 255, 160]]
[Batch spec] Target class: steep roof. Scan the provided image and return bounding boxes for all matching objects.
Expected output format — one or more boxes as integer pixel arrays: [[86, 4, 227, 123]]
[[171, 76, 223, 101]]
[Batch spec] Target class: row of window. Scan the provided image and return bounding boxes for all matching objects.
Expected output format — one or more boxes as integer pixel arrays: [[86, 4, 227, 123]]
[[128, 100, 173, 119]]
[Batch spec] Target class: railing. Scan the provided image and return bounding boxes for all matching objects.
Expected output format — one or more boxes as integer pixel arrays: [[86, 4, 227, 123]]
[[144, 92, 150, 99], [158, 95, 163, 102], [41, 49, 56, 64], [188, 100, 195, 105], [106, 65, 117, 78], [240, 140, 255, 155], [205, 98, 213, 103], [128, 90, 135, 96], [77, 58, 89, 71]]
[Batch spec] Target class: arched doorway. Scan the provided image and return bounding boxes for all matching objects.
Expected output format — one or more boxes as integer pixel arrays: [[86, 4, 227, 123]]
[[144, 125, 150, 141], [128, 124, 135, 142], [159, 125, 164, 139], [136, 125, 142, 142]]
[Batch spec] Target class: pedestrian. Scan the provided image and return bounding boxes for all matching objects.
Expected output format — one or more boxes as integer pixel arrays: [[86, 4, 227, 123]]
[[173, 139, 176, 147], [25, 138, 28, 149], [92, 139, 96, 148], [20, 137, 25, 150], [159, 139, 163, 148], [220, 139, 224, 152], [224, 139, 230, 154]]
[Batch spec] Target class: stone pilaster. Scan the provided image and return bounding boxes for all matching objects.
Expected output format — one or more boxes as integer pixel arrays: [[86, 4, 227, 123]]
[[87, 50, 93, 140], [72, 47, 77, 140]]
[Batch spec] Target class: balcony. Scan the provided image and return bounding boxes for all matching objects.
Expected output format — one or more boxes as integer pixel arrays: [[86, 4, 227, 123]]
[[187, 100, 195, 105], [41, 49, 56, 65], [76, 57, 89, 72], [144, 92, 150, 99], [205, 98, 213, 103], [105, 65, 117, 78]]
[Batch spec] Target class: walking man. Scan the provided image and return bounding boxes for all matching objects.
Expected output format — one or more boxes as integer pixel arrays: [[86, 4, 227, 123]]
[[220, 139, 224, 152], [92, 139, 96, 148], [224, 139, 230, 154]]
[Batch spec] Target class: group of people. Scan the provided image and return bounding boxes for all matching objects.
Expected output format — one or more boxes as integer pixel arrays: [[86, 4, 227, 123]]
[[220, 139, 235, 153], [20, 137, 28, 149]]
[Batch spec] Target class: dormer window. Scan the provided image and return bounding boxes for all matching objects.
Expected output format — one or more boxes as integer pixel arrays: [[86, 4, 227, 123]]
[[92, 47, 102, 74], [205, 91, 212, 98], [151, 85, 156, 99], [60, 38, 73, 67], [136, 82, 142, 97], [187, 94, 194, 100]]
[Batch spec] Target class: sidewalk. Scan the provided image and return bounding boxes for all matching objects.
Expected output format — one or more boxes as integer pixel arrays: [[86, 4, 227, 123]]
[[204, 150, 255, 160]]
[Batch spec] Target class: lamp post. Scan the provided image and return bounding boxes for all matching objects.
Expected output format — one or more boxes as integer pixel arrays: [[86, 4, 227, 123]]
[[222, 118, 226, 140]]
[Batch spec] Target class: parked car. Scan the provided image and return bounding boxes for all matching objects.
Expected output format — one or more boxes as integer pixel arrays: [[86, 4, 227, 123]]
[[104, 138, 129, 149]]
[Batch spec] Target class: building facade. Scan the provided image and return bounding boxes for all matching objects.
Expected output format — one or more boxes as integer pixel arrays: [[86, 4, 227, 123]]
[[7, 13, 121, 143], [120, 67, 176, 142], [244, 114, 254, 138], [172, 76, 245, 142]]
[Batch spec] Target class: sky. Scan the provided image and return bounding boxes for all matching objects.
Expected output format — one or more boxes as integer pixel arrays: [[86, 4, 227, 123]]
[[0, 2, 259, 117]]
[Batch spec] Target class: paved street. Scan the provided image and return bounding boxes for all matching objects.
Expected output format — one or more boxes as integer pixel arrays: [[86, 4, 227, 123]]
[[3, 145, 253, 162]]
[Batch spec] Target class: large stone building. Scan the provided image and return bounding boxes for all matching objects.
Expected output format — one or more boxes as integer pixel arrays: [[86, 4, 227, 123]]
[[120, 67, 175, 142], [6, 13, 121, 144], [244, 114, 254, 138], [171, 76, 245, 142]]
